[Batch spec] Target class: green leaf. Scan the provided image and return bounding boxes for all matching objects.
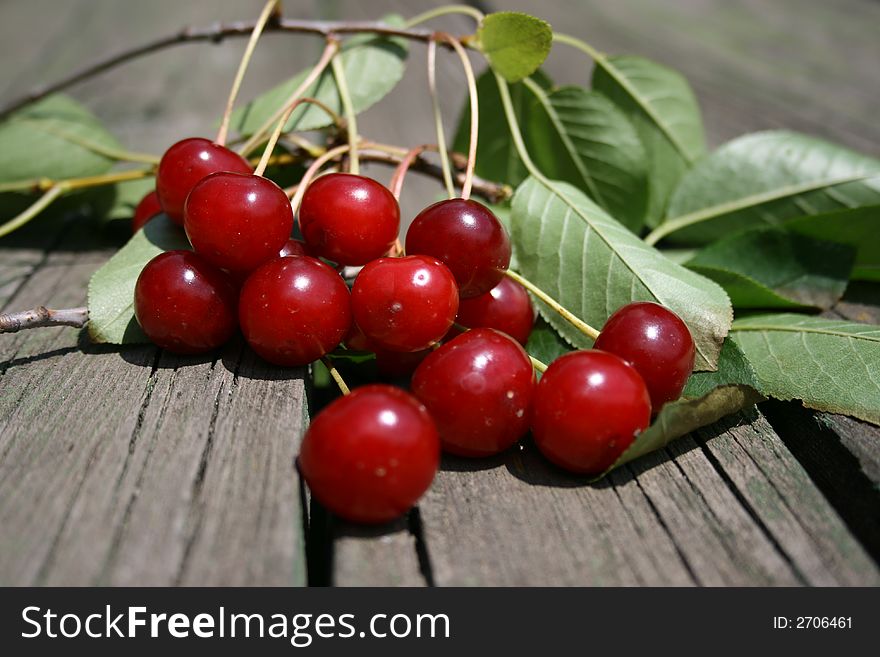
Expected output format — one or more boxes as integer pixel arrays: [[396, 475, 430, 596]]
[[661, 131, 880, 245], [102, 177, 156, 222], [453, 69, 546, 187], [455, 72, 648, 230], [592, 55, 706, 225], [730, 314, 880, 425], [681, 338, 761, 399], [231, 16, 408, 135], [685, 226, 855, 309], [511, 176, 732, 371], [785, 205, 880, 282], [601, 383, 764, 476], [87, 214, 190, 344], [525, 317, 571, 366], [523, 82, 648, 231], [0, 94, 123, 184], [597, 337, 765, 478], [475, 12, 552, 83]]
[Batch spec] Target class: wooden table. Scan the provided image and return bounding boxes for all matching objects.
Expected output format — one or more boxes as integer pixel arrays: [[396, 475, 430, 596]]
[[1, 0, 878, 586]]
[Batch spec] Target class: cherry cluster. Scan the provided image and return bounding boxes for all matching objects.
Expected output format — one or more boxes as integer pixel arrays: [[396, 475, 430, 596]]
[[132, 136, 695, 526]]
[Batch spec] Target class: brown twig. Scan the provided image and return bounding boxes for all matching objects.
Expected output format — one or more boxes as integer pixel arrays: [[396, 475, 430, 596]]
[[0, 19, 457, 119], [360, 152, 511, 204], [0, 306, 88, 333]]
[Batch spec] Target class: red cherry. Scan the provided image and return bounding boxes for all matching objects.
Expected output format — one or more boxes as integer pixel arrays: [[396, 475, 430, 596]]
[[412, 329, 535, 457], [405, 198, 511, 298], [375, 348, 431, 378], [134, 250, 238, 354], [131, 190, 162, 233], [239, 256, 351, 366], [299, 173, 400, 265], [342, 325, 430, 376], [156, 137, 251, 224], [594, 302, 695, 411], [299, 385, 440, 524], [531, 350, 651, 475], [343, 323, 374, 352], [454, 276, 535, 345], [184, 172, 293, 274], [351, 255, 459, 352], [279, 238, 313, 258]]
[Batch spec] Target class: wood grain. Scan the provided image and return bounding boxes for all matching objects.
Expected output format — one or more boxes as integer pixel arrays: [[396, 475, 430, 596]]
[[1, 0, 878, 587], [0, 0, 315, 586]]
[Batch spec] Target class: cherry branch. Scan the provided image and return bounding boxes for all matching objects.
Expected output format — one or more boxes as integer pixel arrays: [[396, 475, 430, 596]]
[[0, 306, 88, 333], [0, 18, 463, 120], [361, 151, 511, 204]]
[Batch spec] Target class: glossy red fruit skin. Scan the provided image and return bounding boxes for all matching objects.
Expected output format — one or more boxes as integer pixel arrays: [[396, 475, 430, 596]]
[[375, 348, 431, 379], [405, 198, 511, 298], [531, 350, 651, 475], [239, 256, 351, 366], [454, 276, 535, 345], [156, 137, 251, 224], [131, 191, 162, 233], [279, 238, 312, 258], [594, 302, 696, 411], [343, 323, 374, 352], [412, 329, 535, 457], [299, 173, 400, 266], [184, 172, 293, 274], [134, 250, 238, 354], [299, 385, 440, 524], [352, 255, 459, 352]]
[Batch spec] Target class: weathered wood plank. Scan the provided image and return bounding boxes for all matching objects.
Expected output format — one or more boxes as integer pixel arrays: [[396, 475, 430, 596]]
[[757, 283, 880, 562], [330, 515, 428, 587], [0, 251, 309, 587], [0, 0, 314, 586], [417, 408, 878, 586], [694, 411, 878, 585]]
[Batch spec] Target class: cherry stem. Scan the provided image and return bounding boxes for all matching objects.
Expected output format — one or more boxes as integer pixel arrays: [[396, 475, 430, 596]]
[[529, 355, 548, 374], [330, 53, 359, 175], [0, 186, 64, 239], [551, 32, 696, 167], [288, 143, 354, 213], [505, 269, 601, 341], [389, 144, 437, 200], [426, 40, 455, 198], [404, 4, 484, 28], [0, 305, 88, 333], [357, 147, 511, 204], [254, 97, 320, 177], [321, 357, 351, 396], [238, 38, 340, 157], [436, 32, 478, 200], [216, 0, 280, 146]]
